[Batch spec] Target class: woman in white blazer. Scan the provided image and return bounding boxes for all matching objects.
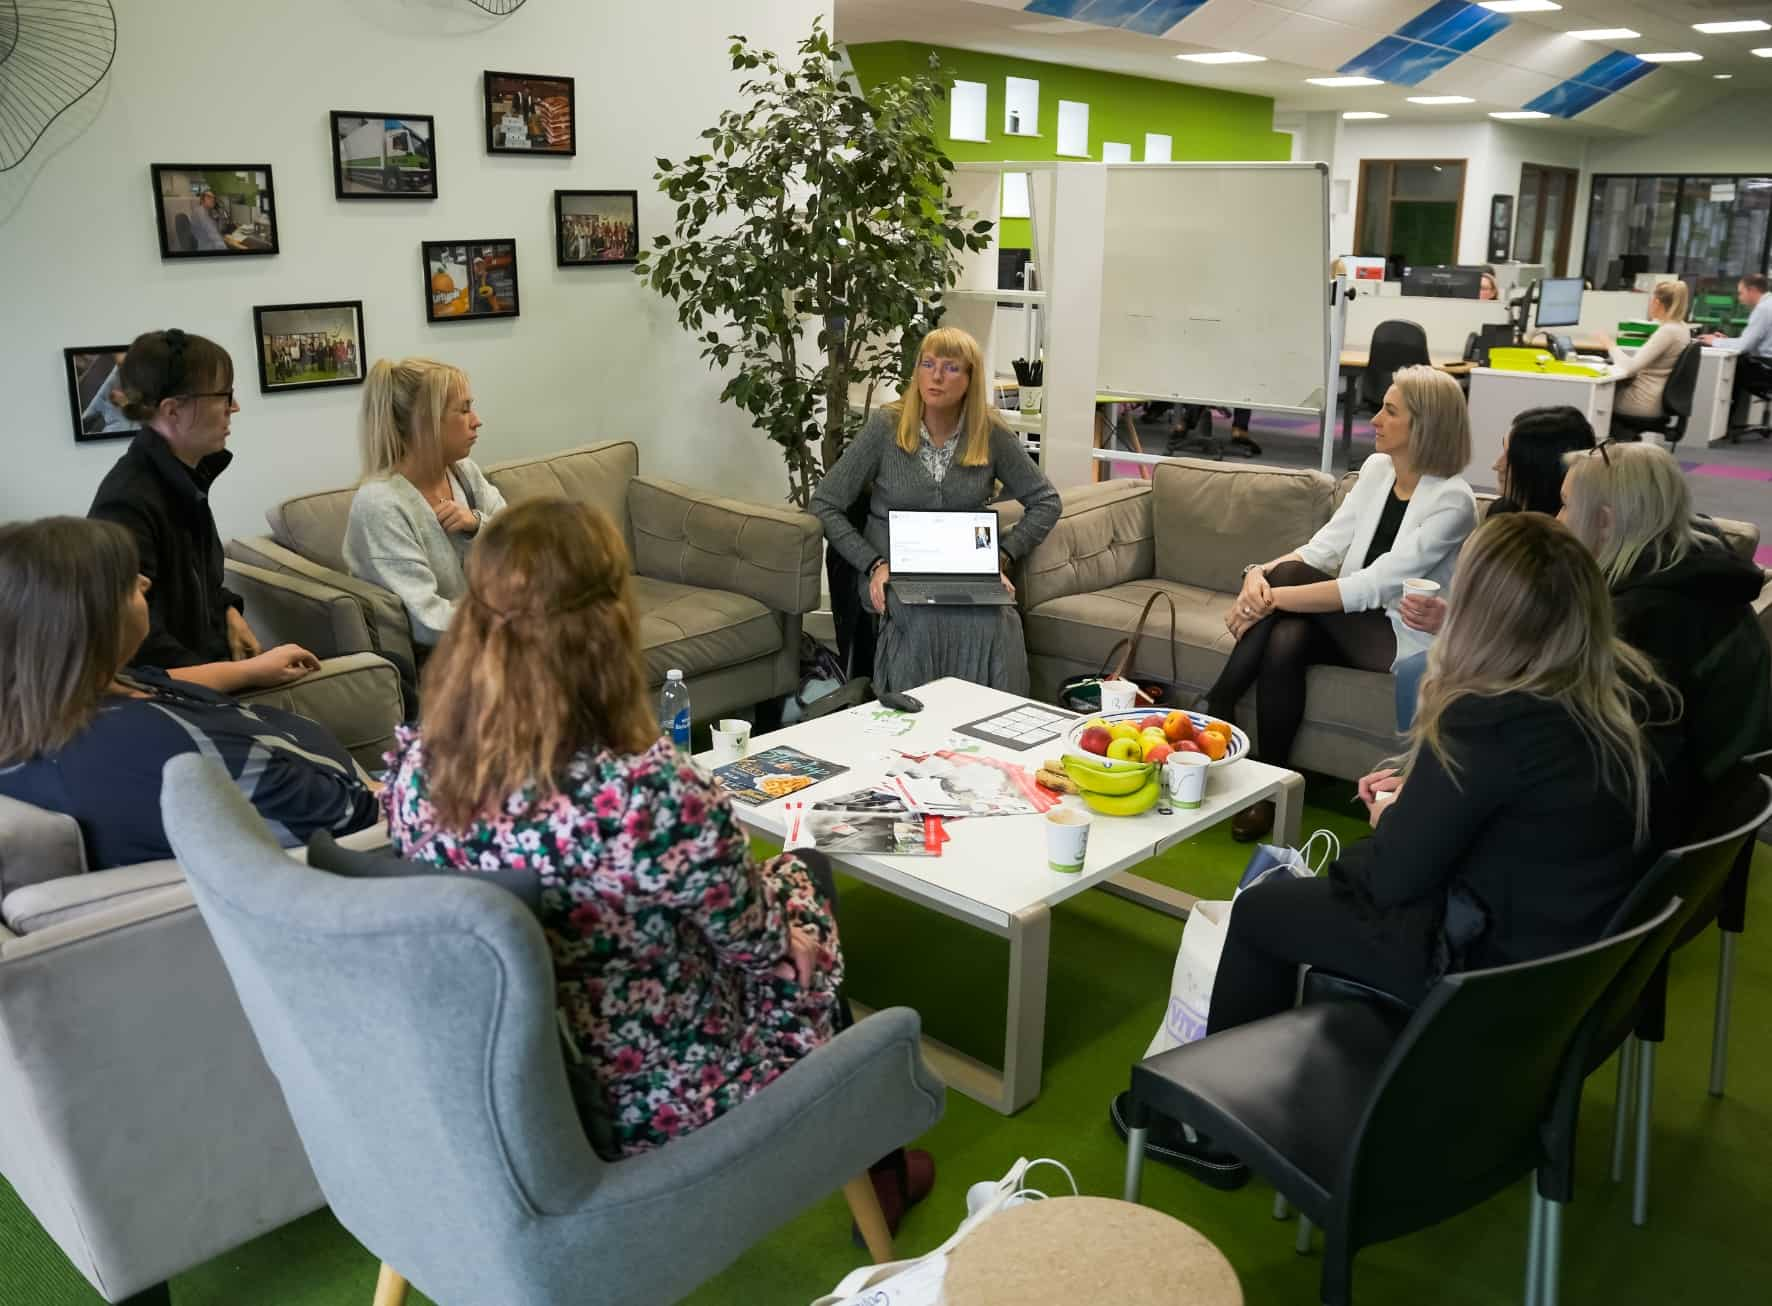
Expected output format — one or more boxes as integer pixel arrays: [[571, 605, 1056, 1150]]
[[1205, 365, 1478, 840]]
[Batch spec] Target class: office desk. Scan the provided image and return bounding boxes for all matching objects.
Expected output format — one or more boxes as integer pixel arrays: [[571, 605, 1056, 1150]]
[[1467, 368, 1616, 492], [1617, 345, 1739, 446]]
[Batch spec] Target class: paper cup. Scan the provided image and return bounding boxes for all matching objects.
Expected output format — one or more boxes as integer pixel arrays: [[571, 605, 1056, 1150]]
[[1099, 679, 1137, 714], [1020, 385, 1043, 415], [710, 719, 751, 765], [1164, 753, 1211, 809], [1045, 807, 1092, 873], [1402, 578, 1441, 598]]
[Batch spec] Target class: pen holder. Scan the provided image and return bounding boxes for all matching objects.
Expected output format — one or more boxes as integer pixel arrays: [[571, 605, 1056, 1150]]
[[1020, 385, 1043, 415]]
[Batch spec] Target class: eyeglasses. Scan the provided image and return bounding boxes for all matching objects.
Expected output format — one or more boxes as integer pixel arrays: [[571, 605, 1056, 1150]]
[[918, 358, 967, 379], [182, 388, 236, 405]]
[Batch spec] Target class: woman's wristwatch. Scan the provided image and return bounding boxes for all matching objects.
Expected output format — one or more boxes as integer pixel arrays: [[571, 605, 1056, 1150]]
[[1242, 563, 1265, 579]]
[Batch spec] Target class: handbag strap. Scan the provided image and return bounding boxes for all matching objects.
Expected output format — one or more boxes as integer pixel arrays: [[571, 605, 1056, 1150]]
[[1112, 590, 1181, 690]]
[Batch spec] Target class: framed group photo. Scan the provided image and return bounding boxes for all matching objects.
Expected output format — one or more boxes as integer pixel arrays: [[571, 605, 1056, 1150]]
[[252, 301, 367, 394], [423, 239, 520, 322], [483, 71, 575, 156], [330, 112, 437, 199], [151, 164, 278, 258], [555, 189, 639, 267], [64, 346, 141, 443]]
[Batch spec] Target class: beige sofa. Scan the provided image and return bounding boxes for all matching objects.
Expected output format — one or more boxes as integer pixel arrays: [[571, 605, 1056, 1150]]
[[226, 441, 824, 724], [1015, 459, 1772, 783]]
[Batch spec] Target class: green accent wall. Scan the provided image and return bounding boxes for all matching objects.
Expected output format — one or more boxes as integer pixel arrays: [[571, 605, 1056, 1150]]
[[847, 42, 1291, 248]]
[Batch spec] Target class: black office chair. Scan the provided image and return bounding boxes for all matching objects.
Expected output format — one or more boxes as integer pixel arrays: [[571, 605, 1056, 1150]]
[[1610, 340, 1703, 444], [1710, 749, 1772, 1099], [1121, 903, 1680, 1306], [1727, 355, 1772, 442], [1341, 320, 1430, 466], [173, 212, 196, 252]]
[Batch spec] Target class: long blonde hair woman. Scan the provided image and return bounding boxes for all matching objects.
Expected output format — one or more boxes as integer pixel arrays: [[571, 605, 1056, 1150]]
[[342, 357, 507, 647], [811, 325, 1060, 695], [1559, 440, 1772, 790]]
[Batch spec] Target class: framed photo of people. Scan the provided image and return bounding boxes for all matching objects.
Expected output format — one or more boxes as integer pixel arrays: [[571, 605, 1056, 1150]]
[[483, 71, 575, 156], [422, 239, 520, 322], [151, 164, 279, 258], [63, 346, 142, 443], [330, 112, 438, 200], [252, 301, 367, 394], [555, 190, 639, 267]]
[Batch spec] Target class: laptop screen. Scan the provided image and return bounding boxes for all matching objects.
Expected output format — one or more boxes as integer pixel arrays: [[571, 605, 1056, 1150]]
[[888, 511, 999, 575]]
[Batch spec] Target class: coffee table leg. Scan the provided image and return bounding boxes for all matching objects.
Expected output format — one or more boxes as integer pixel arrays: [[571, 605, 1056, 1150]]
[[1272, 770, 1306, 849]]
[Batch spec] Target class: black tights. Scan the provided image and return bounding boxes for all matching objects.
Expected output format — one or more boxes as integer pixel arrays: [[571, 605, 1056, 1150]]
[[1205, 561, 1396, 766]]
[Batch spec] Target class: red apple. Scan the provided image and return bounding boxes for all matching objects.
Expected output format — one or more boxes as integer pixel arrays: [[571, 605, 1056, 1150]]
[[1079, 725, 1113, 756], [1144, 741, 1174, 766], [1140, 714, 1167, 733], [1174, 739, 1204, 754], [1163, 710, 1195, 744]]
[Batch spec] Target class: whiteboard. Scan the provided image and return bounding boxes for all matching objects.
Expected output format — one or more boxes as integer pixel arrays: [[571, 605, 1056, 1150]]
[[1097, 163, 1330, 414]]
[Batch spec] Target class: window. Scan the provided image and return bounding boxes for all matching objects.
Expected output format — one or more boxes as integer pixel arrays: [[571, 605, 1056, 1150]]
[[1004, 77, 1039, 137], [1513, 164, 1579, 275], [950, 80, 988, 143], [1056, 100, 1089, 157], [1582, 173, 1772, 291], [1355, 159, 1466, 267], [1144, 133, 1173, 163]]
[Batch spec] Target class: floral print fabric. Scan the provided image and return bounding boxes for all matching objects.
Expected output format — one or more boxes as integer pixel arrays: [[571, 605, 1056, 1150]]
[[381, 728, 842, 1156]]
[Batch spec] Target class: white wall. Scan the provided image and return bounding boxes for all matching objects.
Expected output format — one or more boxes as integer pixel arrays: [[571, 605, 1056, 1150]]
[[0, 0, 831, 540]]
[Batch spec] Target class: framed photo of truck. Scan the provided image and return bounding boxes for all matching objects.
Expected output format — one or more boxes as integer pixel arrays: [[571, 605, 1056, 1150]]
[[330, 112, 437, 200]]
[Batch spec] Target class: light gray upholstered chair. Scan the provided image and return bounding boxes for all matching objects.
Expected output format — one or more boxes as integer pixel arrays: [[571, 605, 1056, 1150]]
[[161, 755, 945, 1306]]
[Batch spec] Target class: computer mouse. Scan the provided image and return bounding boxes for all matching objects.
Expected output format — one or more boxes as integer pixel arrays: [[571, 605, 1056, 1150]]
[[878, 691, 924, 713]]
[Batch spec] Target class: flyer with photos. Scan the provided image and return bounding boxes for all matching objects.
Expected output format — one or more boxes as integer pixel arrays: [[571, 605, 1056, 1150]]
[[710, 746, 848, 805]]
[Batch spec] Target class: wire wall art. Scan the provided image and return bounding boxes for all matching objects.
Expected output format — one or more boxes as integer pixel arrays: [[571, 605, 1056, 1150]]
[[0, 0, 117, 172]]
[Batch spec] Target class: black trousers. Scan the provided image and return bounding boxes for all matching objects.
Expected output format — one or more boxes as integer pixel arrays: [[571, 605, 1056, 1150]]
[[1730, 355, 1772, 426], [1205, 874, 1436, 1035], [1205, 561, 1397, 766]]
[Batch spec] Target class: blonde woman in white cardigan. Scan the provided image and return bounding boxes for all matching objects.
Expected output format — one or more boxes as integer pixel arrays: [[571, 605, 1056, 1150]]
[[1206, 365, 1478, 840], [1610, 280, 1692, 422]]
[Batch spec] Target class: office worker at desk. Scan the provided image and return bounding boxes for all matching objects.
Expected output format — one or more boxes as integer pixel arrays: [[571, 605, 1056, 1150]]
[[1701, 274, 1772, 425], [1205, 366, 1477, 841], [813, 326, 1059, 695], [1610, 280, 1691, 422]]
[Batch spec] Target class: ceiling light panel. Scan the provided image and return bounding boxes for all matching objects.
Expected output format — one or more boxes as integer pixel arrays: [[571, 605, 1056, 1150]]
[[1479, 1, 1561, 12], [1693, 20, 1770, 35], [1174, 51, 1267, 64], [1407, 95, 1477, 104], [1636, 51, 1704, 62], [1567, 29, 1640, 40], [1490, 110, 1550, 118], [1342, 111, 1390, 119], [1307, 76, 1384, 87]]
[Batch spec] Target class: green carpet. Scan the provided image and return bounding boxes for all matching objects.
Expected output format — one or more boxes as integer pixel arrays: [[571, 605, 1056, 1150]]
[[6, 776, 1770, 1303]]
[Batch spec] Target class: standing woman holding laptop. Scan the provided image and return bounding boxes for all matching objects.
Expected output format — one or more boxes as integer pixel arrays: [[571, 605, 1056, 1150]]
[[813, 327, 1060, 694]]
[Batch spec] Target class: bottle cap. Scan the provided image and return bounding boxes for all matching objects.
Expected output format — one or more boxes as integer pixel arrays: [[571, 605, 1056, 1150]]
[[666, 669, 684, 681]]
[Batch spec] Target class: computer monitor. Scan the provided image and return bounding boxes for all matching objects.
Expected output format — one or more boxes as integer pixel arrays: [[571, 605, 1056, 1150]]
[[1402, 265, 1484, 299], [1536, 277, 1584, 329]]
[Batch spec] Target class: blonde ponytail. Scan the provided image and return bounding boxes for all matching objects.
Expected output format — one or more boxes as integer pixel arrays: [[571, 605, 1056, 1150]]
[[357, 356, 468, 481]]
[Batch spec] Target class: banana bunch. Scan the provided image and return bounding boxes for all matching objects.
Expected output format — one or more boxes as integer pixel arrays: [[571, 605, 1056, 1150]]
[[1058, 754, 1162, 817]]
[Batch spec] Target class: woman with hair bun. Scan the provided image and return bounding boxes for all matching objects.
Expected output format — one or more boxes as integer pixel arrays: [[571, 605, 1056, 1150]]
[[343, 357, 506, 648]]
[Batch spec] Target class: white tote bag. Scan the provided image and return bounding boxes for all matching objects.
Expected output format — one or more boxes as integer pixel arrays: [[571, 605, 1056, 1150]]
[[810, 1157, 1078, 1306], [1143, 829, 1339, 1059]]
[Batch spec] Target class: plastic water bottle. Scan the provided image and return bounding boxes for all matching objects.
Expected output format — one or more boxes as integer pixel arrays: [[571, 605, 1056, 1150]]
[[660, 669, 692, 749]]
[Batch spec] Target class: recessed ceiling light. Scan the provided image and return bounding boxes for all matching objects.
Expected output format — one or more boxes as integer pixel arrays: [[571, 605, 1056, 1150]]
[[1715, 73, 1735, 79], [1341, 111, 1391, 119], [1307, 76, 1384, 87], [1479, 1, 1560, 12], [1490, 110, 1551, 119], [1693, 20, 1770, 34], [1637, 51, 1704, 62], [1757, 48, 1772, 57], [1407, 95, 1477, 104], [1174, 51, 1267, 64], [1567, 29, 1640, 40]]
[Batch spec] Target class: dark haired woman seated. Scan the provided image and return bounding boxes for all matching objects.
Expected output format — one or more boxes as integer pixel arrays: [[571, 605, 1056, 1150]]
[[0, 518, 378, 869], [379, 497, 934, 1226]]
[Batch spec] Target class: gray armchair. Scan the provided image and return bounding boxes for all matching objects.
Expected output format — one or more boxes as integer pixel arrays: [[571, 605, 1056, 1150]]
[[162, 755, 946, 1306]]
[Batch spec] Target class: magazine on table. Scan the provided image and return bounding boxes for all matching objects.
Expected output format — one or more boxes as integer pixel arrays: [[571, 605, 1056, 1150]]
[[783, 793, 949, 856], [879, 748, 1057, 816], [710, 746, 848, 805]]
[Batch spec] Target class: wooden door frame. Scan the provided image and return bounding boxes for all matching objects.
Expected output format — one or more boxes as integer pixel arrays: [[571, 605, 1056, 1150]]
[[1519, 163, 1580, 274], [1354, 158, 1467, 261]]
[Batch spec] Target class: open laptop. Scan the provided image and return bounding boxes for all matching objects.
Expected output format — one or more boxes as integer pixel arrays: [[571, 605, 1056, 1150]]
[[887, 510, 1013, 606]]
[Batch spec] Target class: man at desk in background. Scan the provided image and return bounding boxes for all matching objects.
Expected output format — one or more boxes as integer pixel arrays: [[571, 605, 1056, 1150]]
[[186, 190, 229, 252], [1702, 274, 1772, 427]]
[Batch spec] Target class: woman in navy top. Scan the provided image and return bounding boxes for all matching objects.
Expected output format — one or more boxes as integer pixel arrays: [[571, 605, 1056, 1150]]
[[0, 518, 378, 869]]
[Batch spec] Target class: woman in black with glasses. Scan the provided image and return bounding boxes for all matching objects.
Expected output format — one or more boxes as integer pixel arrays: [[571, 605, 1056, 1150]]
[[87, 329, 320, 694]]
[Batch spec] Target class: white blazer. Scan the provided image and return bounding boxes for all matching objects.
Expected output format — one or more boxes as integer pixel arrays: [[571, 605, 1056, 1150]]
[[1296, 454, 1478, 668]]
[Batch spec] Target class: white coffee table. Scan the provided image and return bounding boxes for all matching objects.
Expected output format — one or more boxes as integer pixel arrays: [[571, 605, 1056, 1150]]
[[695, 678, 1303, 1114]]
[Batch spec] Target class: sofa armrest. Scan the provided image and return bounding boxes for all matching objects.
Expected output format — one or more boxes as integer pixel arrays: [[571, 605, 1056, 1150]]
[[227, 537, 417, 677], [0, 795, 88, 899], [628, 476, 822, 615], [237, 653, 404, 771], [225, 559, 377, 661], [1019, 479, 1155, 612], [3, 861, 185, 935]]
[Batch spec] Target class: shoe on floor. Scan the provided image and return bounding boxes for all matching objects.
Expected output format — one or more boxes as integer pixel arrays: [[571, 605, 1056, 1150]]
[[852, 1147, 935, 1246], [1110, 1091, 1250, 1191], [1231, 799, 1275, 843], [1230, 431, 1262, 457]]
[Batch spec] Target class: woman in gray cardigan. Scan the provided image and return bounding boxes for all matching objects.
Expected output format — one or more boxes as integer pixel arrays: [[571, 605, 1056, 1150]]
[[343, 358, 507, 648], [813, 327, 1060, 694]]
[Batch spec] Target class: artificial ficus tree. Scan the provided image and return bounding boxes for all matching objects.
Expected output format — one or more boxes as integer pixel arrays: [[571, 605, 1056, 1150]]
[[636, 20, 993, 507]]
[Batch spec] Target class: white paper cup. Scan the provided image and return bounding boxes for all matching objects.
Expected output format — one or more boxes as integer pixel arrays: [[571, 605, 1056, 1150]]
[[1045, 807, 1092, 873], [1164, 753, 1211, 809], [1020, 385, 1043, 415], [1099, 679, 1137, 714], [710, 719, 751, 765], [1402, 578, 1441, 599]]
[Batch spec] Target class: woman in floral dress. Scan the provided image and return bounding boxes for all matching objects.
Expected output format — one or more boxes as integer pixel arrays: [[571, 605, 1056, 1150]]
[[380, 497, 845, 1156]]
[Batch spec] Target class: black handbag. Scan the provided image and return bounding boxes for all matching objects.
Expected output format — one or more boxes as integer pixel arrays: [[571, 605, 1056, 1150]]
[[1057, 591, 1184, 712]]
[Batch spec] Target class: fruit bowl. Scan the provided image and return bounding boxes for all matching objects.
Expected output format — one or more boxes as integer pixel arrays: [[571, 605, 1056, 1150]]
[[1064, 709, 1249, 771]]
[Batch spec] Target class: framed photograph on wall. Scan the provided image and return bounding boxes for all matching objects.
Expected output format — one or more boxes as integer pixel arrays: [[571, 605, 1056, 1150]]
[[555, 189, 639, 266], [252, 301, 367, 394], [483, 71, 575, 156], [64, 346, 141, 443], [422, 239, 520, 322], [151, 164, 278, 258], [330, 112, 437, 199]]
